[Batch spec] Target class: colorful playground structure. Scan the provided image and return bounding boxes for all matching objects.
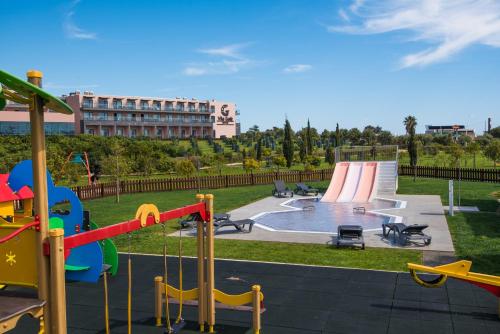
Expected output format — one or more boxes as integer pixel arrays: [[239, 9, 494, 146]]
[[408, 261, 500, 317], [0, 69, 263, 334]]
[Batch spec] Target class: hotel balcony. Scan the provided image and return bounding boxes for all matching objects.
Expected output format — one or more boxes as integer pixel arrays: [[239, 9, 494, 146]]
[[83, 117, 213, 127], [81, 104, 210, 113]]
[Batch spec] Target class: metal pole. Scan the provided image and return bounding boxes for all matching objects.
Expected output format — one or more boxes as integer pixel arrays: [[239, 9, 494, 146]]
[[27, 70, 52, 332], [449, 180, 454, 216]]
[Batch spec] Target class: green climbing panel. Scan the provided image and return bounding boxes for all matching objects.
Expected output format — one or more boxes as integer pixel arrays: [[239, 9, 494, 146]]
[[90, 221, 119, 276]]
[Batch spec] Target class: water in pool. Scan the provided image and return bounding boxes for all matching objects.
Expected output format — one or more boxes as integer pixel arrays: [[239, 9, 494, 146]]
[[255, 198, 400, 234]]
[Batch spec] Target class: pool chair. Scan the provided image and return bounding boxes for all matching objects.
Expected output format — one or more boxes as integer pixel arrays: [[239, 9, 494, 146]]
[[382, 223, 432, 246], [272, 180, 294, 198], [336, 225, 365, 249], [179, 213, 230, 229], [294, 183, 319, 196], [214, 218, 255, 234]]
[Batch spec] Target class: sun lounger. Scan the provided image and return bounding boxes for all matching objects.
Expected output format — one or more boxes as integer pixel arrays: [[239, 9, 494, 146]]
[[336, 225, 365, 249], [214, 219, 254, 234], [179, 213, 230, 229], [294, 183, 319, 196], [272, 180, 294, 198], [382, 223, 432, 246], [273, 180, 294, 198]]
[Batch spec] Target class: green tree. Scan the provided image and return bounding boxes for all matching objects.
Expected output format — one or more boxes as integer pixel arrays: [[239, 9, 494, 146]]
[[465, 141, 481, 168], [256, 138, 262, 161], [484, 139, 500, 168], [404, 115, 418, 181], [448, 143, 464, 167], [325, 145, 335, 166], [335, 123, 341, 147], [283, 119, 294, 168], [306, 119, 313, 155], [102, 139, 132, 203], [175, 159, 196, 177], [243, 158, 260, 174], [272, 155, 287, 173]]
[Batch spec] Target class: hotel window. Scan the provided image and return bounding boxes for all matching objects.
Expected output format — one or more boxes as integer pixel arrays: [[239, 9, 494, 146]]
[[82, 98, 93, 108], [156, 128, 162, 137], [167, 115, 173, 122], [131, 129, 137, 137], [86, 128, 95, 135], [199, 104, 207, 112], [98, 112, 107, 120], [153, 114, 160, 121], [210, 106, 215, 113], [153, 101, 161, 110], [140, 100, 149, 110], [188, 103, 195, 112], [116, 128, 123, 136], [210, 116, 215, 123], [101, 128, 110, 137], [144, 128, 149, 136], [84, 112, 92, 120], [113, 99, 123, 109], [166, 102, 173, 111], [126, 100, 136, 109], [176, 103, 184, 112], [98, 98, 108, 109]]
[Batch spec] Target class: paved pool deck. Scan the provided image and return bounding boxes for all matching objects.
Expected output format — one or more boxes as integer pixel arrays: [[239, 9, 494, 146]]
[[187, 194, 455, 252]]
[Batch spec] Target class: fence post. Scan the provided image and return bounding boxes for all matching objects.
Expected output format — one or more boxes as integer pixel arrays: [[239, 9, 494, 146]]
[[76, 186, 81, 200], [225, 175, 229, 188], [100, 183, 105, 197], [251, 173, 255, 185], [139, 179, 143, 192]]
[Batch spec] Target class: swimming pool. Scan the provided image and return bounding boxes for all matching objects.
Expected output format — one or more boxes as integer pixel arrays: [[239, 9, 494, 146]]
[[254, 198, 404, 234]]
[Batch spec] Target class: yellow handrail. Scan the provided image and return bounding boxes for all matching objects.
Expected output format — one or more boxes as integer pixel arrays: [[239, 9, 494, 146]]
[[213, 289, 264, 307], [165, 284, 199, 301]]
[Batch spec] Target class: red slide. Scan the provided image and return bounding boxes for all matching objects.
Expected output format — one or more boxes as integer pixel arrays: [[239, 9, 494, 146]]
[[321, 162, 349, 202], [352, 162, 377, 203]]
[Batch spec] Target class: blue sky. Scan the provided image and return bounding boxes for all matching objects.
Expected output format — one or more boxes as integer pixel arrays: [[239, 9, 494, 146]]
[[1, 0, 499, 134]]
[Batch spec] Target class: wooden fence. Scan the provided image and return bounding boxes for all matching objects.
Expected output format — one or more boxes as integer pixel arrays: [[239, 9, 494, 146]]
[[70, 165, 499, 201], [398, 165, 499, 183], [70, 169, 335, 201]]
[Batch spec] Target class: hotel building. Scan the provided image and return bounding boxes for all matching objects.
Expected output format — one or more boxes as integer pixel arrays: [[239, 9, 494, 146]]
[[64, 91, 239, 139], [0, 91, 239, 139]]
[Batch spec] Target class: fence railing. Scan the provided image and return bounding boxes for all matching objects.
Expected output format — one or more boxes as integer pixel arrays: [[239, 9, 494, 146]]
[[398, 165, 499, 183], [70, 169, 335, 201], [69, 165, 499, 201]]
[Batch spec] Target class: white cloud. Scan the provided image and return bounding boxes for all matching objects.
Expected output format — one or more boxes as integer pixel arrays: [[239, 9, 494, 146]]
[[198, 42, 252, 59], [63, 0, 97, 40], [283, 64, 312, 73], [328, 0, 500, 68], [183, 43, 257, 76], [338, 9, 350, 22]]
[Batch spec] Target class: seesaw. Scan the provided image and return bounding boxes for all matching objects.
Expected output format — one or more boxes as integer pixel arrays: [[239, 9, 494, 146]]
[[408, 260, 500, 317]]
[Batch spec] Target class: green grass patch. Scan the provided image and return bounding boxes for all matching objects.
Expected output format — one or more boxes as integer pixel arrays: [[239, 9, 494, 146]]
[[398, 176, 498, 212], [447, 212, 500, 275]]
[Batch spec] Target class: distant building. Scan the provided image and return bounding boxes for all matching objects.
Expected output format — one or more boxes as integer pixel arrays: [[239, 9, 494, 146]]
[[0, 102, 75, 135], [64, 91, 237, 139], [425, 125, 475, 138]]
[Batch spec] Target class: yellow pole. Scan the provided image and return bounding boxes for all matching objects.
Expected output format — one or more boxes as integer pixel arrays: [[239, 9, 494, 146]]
[[154, 276, 163, 326], [49, 228, 67, 334], [27, 70, 52, 332], [205, 194, 215, 333], [252, 285, 261, 334], [196, 194, 206, 332]]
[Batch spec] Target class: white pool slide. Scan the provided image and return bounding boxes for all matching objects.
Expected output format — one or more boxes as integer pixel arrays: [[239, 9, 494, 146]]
[[336, 162, 363, 202]]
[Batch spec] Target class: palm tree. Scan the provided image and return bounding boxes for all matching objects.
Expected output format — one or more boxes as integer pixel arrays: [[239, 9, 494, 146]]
[[403, 116, 418, 181]]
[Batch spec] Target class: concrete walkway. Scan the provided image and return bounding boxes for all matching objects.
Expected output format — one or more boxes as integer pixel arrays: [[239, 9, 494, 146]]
[[188, 194, 455, 252]]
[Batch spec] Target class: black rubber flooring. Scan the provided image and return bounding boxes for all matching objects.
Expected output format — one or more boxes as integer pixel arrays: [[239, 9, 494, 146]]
[[7, 254, 500, 333]]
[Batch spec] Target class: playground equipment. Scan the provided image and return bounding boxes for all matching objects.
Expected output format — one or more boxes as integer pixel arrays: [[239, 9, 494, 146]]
[[0, 69, 264, 334], [408, 261, 500, 317], [59, 152, 92, 185]]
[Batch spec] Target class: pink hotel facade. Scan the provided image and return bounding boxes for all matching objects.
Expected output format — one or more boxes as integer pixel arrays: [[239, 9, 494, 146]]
[[0, 91, 239, 138], [64, 91, 239, 138]]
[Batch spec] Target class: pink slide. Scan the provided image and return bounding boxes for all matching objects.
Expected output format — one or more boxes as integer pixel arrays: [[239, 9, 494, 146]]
[[352, 162, 378, 203], [320, 162, 349, 202], [336, 162, 363, 202]]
